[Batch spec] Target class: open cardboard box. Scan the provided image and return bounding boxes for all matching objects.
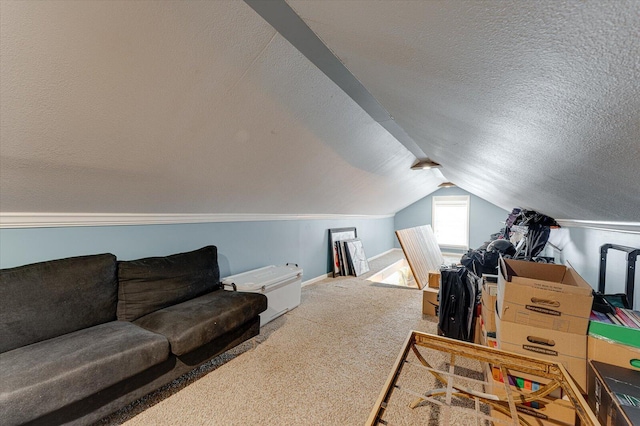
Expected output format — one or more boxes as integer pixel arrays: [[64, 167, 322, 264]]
[[588, 361, 640, 426], [497, 257, 593, 335]]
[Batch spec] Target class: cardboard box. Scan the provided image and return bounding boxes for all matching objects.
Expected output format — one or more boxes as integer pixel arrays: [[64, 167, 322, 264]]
[[480, 323, 498, 348], [481, 280, 497, 333], [497, 258, 593, 335], [485, 363, 563, 399], [473, 316, 482, 345], [588, 361, 640, 426], [490, 398, 577, 426], [428, 270, 440, 288], [588, 335, 640, 372], [496, 317, 587, 393], [588, 319, 640, 349], [484, 366, 574, 426], [422, 287, 439, 316]]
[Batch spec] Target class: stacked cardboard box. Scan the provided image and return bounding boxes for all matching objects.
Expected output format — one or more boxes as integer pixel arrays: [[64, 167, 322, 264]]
[[495, 258, 593, 393], [479, 275, 498, 349], [421, 270, 440, 316], [476, 260, 592, 424]]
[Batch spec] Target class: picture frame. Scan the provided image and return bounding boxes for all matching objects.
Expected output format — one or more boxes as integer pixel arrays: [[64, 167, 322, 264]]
[[344, 238, 370, 277], [329, 227, 357, 277]]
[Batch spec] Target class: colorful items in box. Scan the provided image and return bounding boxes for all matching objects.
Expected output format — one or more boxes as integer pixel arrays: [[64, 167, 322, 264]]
[[490, 365, 563, 401], [590, 308, 640, 328]]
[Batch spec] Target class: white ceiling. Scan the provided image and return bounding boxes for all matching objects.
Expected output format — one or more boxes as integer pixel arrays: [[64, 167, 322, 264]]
[[1, 1, 638, 221]]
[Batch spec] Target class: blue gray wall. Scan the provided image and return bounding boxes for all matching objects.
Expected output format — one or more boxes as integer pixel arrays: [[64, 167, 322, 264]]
[[0, 217, 395, 281], [4, 209, 637, 310], [394, 187, 510, 251], [557, 227, 640, 309]]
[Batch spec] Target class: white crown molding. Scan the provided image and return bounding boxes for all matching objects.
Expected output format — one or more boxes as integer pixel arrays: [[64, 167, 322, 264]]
[[0, 212, 394, 229], [556, 219, 640, 234]]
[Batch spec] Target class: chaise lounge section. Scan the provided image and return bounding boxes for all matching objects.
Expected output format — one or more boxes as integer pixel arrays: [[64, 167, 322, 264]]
[[0, 246, 267, 426]]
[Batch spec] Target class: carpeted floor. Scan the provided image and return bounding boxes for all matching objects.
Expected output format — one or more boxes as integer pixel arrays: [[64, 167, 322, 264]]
[[97, 250, 483, 425]]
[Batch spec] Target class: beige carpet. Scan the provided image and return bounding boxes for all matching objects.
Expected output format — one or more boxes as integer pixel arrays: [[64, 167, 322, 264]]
[[98, 250, 484, 426]]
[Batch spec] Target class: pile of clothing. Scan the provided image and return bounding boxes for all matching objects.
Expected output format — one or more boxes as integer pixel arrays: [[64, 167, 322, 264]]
[[461, 208, 559, 277]]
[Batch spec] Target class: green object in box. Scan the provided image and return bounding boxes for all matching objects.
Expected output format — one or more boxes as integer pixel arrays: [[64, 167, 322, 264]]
[[588, 320, 640, 349]]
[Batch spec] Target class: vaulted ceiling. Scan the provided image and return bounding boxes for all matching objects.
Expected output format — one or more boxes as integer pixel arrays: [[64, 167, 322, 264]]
[[1, 1, 638, 221]]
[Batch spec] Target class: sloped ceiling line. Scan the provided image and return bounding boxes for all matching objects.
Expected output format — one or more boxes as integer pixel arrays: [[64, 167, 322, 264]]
[[285, 0, 640, 222], [226, 31, 278, 96], [244, 0, 427, 159]]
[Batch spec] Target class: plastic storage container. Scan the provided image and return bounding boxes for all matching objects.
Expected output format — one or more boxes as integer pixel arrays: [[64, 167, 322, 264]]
[[222, 264, 303, 326]]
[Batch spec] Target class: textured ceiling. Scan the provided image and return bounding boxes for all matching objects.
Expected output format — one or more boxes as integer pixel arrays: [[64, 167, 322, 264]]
[[288, 0, 640, 221], [1, 1, 638, 221], [0, 1, 441, 216]]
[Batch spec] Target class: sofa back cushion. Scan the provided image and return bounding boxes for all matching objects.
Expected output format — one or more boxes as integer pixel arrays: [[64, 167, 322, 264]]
[[117, 246, 220, 321], [0, 253, 118, 353]]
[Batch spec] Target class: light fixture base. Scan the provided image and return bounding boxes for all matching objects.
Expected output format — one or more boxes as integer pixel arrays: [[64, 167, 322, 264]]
[[410, 158, 441, 170]]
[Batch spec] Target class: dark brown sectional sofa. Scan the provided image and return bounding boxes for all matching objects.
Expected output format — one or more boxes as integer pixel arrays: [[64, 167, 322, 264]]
[[0, 246, 267, 426]]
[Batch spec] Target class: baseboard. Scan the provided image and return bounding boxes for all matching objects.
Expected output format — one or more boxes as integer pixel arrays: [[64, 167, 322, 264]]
[[368, 248, 401, 261], [301, 248, 400, 287], [302, 273, 332, 287]]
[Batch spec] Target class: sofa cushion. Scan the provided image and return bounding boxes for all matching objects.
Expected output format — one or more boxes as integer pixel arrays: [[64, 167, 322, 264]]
[[117, 245, 221, 321], [0, 321, 169, 426], [0, 253, 118, 353], [134, 290, 267, 356]]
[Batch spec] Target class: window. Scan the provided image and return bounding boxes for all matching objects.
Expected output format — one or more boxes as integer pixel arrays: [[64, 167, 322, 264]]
[[432, 195, 470, 250]]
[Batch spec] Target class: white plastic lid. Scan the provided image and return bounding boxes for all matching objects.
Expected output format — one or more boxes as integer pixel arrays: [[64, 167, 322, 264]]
[[221, 264, 303, 291]]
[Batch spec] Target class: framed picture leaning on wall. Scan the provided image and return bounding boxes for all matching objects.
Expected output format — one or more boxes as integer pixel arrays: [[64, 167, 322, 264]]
[[329, 227, 357, 277], [344, 238, 370, 277]]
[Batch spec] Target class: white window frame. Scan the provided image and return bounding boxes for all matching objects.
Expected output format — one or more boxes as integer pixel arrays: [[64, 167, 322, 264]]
[[432, 195, 470, 250]]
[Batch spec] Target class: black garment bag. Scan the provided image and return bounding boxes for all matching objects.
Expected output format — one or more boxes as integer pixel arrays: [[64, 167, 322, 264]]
[[438, 267, 480, 342]]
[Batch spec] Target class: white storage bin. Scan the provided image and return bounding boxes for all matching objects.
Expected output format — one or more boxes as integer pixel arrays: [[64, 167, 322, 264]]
[[222, 264, 303, 326]]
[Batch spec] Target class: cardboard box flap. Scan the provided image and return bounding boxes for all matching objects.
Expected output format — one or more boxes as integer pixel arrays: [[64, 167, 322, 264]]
[[499, 257, 592, 296], [502, 258, 568, 282]]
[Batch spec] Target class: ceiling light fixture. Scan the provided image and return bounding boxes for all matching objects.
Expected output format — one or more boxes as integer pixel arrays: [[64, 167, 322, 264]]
[[410, 158, 442, 170], [438, 182, 456, 188]]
